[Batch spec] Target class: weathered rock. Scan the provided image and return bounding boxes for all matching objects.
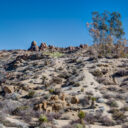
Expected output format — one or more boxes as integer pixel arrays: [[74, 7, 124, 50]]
[[71, 96, 79, 104], [49, 45, 55, 49], [68, 46, 75, 51], [80, 44, 88, 49], [46, 106, 52, 113], [52, 103, 63, 112], [50, 95, 59, 101], [28, 41, 39, 51], [34, 103, 43, 111], [42, 101, 47, 110], [39, 43, 47, 50], [3, 85, 14, 93]]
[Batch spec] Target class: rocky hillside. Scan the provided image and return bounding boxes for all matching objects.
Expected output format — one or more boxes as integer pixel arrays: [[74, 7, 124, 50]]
[[0, 43, 128, 128]]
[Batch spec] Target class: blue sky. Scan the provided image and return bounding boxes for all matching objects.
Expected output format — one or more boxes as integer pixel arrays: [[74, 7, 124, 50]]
[[0, 0, 128, 50]]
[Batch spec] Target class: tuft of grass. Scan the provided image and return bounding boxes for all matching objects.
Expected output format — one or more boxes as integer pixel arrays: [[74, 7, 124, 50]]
[[39, 115, 48, 123], [107, 100, 118, 108], [49, 88, 54, 94], [78, 111, 85, 119], [28, 90, 35, 98]]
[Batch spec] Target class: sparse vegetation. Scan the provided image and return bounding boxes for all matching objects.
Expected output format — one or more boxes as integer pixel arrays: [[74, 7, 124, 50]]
[[39, 115, 48, 123], [0, 10, 128, 127]]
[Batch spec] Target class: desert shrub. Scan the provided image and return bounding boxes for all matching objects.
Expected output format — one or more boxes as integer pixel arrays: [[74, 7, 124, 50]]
[[21, 113, 32, 122], [84, 113, 96, 124], [80, 88, 84, 92], [63, 123, 83, 128], [58, 72, 69, 79], [53, 88, 62, 95], [113, 70, 128, 77], [79, 96, 90, 107], [90, 97, 96, 108], [39, 115, 48, 123], [103, 93, 115, 99], [0, 100, 22, 114], [74, 123, 83, 128], [14, 107, 36, 122], [91, 69, 103, 77], [86, 91, 93, 96], [112, 110, 126, 123], [106, 99, 118, 107], [49, 88, 54, 94], [52, 77, 63, 84], [12, 106, 28, 115], [109, 108, 120, 114], [28, 90, 35, 98], [107, 87, 118, 92], [78, 111, 85, 119], [46, 112, 61, 121], [73, 82, 81, 87], [100, 115, 115, 126], [97, 77, 114, 85], [115, 94, 125, 100]]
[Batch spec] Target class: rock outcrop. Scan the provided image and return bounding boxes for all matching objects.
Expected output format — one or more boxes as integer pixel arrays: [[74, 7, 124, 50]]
[[3, 85, 14, 93], [39, 43, 47, 50], [28, 41, 88, 52], [28, 41, 39, 51]]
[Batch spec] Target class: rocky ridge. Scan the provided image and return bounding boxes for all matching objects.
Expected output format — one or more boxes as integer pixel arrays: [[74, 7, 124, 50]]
[[0, 43, 128, 128]]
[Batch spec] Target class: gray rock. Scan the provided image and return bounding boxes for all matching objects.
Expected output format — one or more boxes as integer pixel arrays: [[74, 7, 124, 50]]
[[0, 124, 5, 128], [99, 106, 105, 112], [97, 98, 104, 103]]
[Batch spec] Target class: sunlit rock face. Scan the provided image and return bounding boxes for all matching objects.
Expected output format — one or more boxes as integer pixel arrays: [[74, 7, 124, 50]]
[[28, 41, 39, 51]]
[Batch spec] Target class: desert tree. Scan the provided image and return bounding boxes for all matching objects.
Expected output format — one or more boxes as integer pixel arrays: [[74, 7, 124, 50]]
[[87, 11, 127, 57]]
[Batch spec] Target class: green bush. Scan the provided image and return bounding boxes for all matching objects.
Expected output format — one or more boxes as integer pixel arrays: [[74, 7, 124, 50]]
[[39, 115, 48, 123], [49, 88, 54, 94], [75, 123, 83, 128], [78, 111, 85, 119], [28, 90, 35, 98], [107, 100, 118, 107]]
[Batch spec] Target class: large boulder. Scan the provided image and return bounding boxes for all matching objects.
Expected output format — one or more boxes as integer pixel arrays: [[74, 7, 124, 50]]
[[80, 44, 88, 49], [67, 46, 75, 52], [39, 43, 47, 50], [3, 85, 14, 93], [28, 41, 39, 51], [49, 45, 55, 49], [71, 96, 79, 104], [52, 103, 63, 112]]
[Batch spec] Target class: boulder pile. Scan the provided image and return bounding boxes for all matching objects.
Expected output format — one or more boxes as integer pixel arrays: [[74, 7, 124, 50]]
[[28, 41, 39, 51], [28, 41, 88, 52], [34, 94, 79, 113]]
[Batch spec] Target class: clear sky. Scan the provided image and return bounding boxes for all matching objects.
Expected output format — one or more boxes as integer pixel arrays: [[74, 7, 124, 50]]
[[0, 0, 128, 50]]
